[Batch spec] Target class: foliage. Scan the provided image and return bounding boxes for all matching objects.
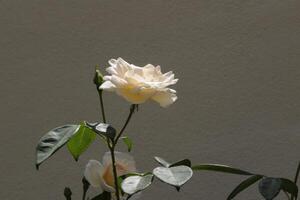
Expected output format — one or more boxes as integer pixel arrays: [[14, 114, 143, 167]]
[[35, 64, 298, 200]]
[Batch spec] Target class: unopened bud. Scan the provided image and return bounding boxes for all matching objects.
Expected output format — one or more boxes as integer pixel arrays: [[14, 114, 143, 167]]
[[93, 65, 104, 88]]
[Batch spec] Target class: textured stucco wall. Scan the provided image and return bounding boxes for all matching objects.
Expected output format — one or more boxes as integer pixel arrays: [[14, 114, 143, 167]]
[[0, 0, 299, 199]]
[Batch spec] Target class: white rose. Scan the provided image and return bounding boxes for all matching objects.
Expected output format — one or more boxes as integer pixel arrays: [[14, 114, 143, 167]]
[[100, 58, 178, 107], [84, 151, 136, 193]]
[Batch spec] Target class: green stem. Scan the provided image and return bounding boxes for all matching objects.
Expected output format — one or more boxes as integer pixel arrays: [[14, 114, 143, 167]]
[[114, 104, 136, 145], [109, 104, 136, 200], [97, 89, 120, 199], [110, 146, 120, 200], [98, 90, 106, 123], [97, 88, 136, 200]]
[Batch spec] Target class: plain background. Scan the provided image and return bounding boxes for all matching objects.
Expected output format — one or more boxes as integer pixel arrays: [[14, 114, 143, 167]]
[[0, 0, 299, 199]]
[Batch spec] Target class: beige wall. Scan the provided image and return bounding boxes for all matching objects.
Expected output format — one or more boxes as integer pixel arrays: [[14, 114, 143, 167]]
[[0, 0, 299, 199]]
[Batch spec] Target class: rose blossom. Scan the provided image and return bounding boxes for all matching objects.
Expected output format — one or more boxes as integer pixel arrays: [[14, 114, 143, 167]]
[[84, 151, 136, 193], [100, 58, 178, 107]]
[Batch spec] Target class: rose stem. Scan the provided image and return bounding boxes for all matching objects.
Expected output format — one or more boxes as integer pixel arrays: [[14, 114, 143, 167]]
[[98, 89, 106, 123], [109, 145, 120, 200], [97, 87, 136, 200], [114, 104, 136, 145], [97, 88, 122, 199], [110, 104, 136, 200]]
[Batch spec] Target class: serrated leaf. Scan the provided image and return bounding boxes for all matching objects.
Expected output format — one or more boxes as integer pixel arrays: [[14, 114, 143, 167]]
[[258, 177, 281, 200], [280, 178, 298, 199], [67, 123, 97, 161], [121, 136, 133, 152], [227, 175, 263, 200], [154, 157, 170, 167], [121, 174, 154, 195], [192, 164, 253, 175], [36, 124, 80, 169], [153, 166, 193, 187], [170, 159, 192, 167]]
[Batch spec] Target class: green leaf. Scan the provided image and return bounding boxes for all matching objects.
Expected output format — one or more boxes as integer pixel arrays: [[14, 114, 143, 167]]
[[154, 157, 170, 167], [227, 175, 263, 200], [86, 122, 116, 141], [121, 174, 154, 195], [280, 178, 298, 199], [153, 166, 193, 188], [121, 136, 133, 152], [258, 177, 281, 200], [118, 176, 125, 196], [90, 191, 111, 200], [67, 123, 97, 161], [64, 187, 72, 200], [36, 124, 80, 169], [170, 159, 192, 167], [192, 164, 253, 175]]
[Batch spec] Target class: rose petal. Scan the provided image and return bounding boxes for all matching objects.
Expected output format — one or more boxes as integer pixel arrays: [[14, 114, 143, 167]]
[[110, 75, 128, 87], [152, 89, 178, 107], [100, 81, 116, 91], [106, 67, 118, 76], [108, 58, 117, 66], [84, 160, 104, 190], [163, 71, 174, 78], [155, 65, 161, 73], [103, 151, 136, 174], [116, 58, 131, 76], [116, 87, 155, 104], [101, 173, 115, 192]]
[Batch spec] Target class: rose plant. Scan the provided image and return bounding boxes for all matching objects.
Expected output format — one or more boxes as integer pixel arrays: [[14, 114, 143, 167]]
[[35, 58, 299, 200]]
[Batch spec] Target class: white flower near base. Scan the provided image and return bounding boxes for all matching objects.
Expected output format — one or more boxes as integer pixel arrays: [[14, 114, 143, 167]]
[[84, 151, 136, 193], [100, 58, 178, 107]]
